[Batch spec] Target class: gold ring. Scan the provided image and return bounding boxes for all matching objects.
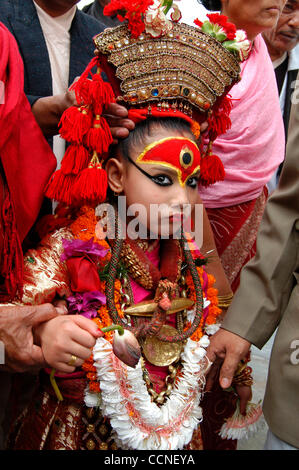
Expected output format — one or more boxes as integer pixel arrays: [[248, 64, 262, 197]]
[[68, 355, 77, 367]]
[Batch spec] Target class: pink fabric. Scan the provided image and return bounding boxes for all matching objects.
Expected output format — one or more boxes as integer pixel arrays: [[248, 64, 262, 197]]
[[199, 35, 285, 208]]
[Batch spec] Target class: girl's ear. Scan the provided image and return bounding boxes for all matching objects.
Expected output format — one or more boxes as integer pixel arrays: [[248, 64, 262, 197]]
[[105, 157, 126, 194]]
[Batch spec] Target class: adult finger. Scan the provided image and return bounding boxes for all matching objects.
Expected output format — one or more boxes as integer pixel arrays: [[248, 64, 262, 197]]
[[235, 385, 252, 416], [30, 344, 47, 368], [110, 127, 130, 141], [105, 102, 129, 118], [104, 117, 135, 130], [219, 353, 241, 389], [25, 304, 58, 327]]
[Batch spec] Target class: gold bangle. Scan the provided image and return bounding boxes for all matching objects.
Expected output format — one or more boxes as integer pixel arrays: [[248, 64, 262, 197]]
[[218, 301, 232, 308], [218, 292, 233, 308], [218, 292, 234, 301]]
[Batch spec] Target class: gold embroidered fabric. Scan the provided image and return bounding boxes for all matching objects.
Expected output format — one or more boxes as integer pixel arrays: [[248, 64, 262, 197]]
[[21, 227, 73, 305]]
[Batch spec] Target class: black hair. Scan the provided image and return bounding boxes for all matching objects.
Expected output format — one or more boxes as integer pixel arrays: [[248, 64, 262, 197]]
[[200, 0, 222, 11], [117, 117, 194, 161]]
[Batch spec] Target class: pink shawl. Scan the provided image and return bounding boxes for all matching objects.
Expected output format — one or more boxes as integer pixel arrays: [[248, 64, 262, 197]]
[[199, 35, 285, 208]]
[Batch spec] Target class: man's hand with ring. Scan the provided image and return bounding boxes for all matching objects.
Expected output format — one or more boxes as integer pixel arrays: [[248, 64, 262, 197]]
[[0, 303, 66, 373]]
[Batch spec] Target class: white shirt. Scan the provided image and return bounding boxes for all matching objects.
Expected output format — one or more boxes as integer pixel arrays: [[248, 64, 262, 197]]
[[34, 2, 77, 170]]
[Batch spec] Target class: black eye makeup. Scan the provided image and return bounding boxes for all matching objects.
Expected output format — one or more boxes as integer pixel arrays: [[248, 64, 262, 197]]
[[186, 175, 200, 189], [151, 174, 173, 186]]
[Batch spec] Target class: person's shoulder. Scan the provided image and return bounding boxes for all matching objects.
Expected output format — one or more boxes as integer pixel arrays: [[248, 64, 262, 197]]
[[0, 0, 14, 25], [76, 7, 105, 35]]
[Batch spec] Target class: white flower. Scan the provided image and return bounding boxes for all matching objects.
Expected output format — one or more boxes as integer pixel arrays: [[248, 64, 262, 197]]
[[205, 323, 221, 335], [199, 335, 210, 348], [234, 29, 252, 61], [235, 29, 247, 42], [144, 0, 173, 38]]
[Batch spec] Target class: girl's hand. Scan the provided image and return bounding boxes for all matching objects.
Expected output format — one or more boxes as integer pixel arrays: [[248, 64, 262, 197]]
[[34, 315, 101, 373]]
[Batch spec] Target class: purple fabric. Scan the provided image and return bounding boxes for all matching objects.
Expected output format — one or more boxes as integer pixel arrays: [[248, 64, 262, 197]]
[[61, 238, 108, 262]]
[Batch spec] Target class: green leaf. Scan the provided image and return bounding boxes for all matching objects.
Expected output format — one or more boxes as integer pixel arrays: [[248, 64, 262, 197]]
[[215, 32, 227, 42], [162, 0, 173, 15], [201, 21, 214, 35]]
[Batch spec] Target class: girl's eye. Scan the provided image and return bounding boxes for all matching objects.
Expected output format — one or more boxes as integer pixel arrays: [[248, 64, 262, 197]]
[[187, 176, 199, 188], [151, 174, 173, 186]]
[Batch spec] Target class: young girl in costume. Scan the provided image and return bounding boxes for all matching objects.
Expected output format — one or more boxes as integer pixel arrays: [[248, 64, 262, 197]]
[[8, 1, 260, 450]]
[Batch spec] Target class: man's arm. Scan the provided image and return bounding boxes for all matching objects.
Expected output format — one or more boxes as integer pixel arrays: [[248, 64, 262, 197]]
[[207, 101, 299, 387]]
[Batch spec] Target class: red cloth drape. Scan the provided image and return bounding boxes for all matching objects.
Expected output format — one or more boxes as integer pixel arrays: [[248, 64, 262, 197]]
[[0, 22, 56, 299]]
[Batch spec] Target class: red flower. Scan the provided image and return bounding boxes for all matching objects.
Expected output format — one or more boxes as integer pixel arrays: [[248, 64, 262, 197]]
[[104, 0, 155, 38], [206, 13, 236, 40], [66, 256, 101, 293], [207, 13, 228, 27], [224, 21, 237, 40], [194, 18, 203, 28]]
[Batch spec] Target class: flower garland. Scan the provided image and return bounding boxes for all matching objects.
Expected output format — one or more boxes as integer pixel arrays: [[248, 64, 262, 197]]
[[85, 336, 211, 450]]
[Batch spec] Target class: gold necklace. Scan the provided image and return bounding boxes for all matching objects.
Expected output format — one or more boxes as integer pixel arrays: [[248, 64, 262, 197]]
[[141, 358, 179, 405]]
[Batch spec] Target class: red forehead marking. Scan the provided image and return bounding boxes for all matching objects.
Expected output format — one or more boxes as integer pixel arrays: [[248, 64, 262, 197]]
[[136, 137, 201, 187]]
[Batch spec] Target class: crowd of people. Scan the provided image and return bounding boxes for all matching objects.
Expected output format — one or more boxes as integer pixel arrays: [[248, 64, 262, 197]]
[[0, 0, 298, 452]]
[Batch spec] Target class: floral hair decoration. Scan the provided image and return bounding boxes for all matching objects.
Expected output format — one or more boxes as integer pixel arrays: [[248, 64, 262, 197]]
[[45, 1, 251, 205]]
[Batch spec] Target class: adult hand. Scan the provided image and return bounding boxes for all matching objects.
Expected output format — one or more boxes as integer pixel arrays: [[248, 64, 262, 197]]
[[31, 79, 79, 137], [206, 328, 251, 389], [0, 303, 65, 373], [103, 103, 135, 143], [34, 315, 102, 373], [235, 384, 252, 416]]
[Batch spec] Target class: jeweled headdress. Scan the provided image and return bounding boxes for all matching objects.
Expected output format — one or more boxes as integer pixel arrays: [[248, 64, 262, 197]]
[[45, 0, 251, 206]]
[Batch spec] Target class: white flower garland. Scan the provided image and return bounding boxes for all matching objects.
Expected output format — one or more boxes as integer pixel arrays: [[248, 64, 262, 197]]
[[84, 336, 211, 450]]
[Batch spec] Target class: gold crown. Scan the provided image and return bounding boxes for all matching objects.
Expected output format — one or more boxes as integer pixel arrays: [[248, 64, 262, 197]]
[[94, 22, 241, 115]]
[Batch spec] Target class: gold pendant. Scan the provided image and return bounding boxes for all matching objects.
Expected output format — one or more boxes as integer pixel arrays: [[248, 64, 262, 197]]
[[142, 325, 183, 367], [124, 297, 194, 317]]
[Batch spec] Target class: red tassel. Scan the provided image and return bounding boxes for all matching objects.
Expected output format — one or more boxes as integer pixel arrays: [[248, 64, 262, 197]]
[[72, 164, 108, 206], [61, 145, 90, 175], [84, 116, 113, 154], [70, 56, 99, 105], [208, 95, 233, 141], [59, 106, 93, 144], [200, 154, 225, 187], [70, 57, 115, 112], [90, 75, 115, 114], [45, 170, 76, 205]]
